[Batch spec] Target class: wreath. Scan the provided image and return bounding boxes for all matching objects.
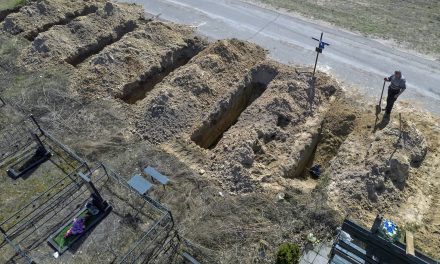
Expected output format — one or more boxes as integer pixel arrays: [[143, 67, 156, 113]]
[[379, 219, 401, 242]]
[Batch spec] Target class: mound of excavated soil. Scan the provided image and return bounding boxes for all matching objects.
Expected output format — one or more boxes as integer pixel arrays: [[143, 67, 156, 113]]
[[19, 2, 144, 66], [203, 63, 339, 192], [1, 0, 439, 261], [328, 118, 427, 206], [326, 102, 440, 258], [76, 21, 206, 100], [135, 39, 267, 144], [2, 0, 103, 40]]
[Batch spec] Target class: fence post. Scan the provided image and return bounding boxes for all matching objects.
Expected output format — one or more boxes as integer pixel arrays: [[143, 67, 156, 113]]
[[30, 115, 44, 135]]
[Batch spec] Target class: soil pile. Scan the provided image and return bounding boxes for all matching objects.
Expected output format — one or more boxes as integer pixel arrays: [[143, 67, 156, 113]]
[[19, 2, 144, 65], [326, 102, 440, 257], [0, 0, 439, 261], [76, 21, 206, 100], [2, 0, 102, 40], [135, 39, 267, 144], [203, 63, 339, 192]]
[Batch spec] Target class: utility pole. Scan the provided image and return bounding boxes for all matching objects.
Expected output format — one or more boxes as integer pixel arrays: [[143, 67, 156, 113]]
[[312, 32, 330, 80]]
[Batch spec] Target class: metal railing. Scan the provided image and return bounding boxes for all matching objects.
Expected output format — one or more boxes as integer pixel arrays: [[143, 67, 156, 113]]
[[100, 164, 175, 264], [0, 227, 34, 264], [0, 118, 176, 264], [0, 117, 41, 164]]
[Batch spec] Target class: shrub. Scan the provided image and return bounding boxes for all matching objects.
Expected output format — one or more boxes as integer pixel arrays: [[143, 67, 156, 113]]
[[276, 243, 301, 264]]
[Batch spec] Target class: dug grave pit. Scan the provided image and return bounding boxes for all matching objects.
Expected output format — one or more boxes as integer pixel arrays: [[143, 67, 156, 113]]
[[1, 0, 102, 40], [191, 63, 279, 149], [19, 2, 144, 66], [192, 62, 340, 192], [135, 39, 267, 145], [116, 43, 204, 104], [75, 21, 206, 101], [291, 93, 359, 183]]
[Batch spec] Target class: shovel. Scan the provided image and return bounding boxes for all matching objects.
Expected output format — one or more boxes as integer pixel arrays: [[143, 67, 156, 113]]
[[376, 80, 386, 115]]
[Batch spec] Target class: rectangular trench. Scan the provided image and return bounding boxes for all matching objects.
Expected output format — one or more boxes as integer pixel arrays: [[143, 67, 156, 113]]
[[24, 5, 99, 41], [65, 20, 137, 66], [191, 65, 278, 149], [116, 42, 204, 104]]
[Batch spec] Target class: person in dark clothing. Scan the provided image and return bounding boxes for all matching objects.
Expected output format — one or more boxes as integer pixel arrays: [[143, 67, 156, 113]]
[[383, 70, 406, 117]]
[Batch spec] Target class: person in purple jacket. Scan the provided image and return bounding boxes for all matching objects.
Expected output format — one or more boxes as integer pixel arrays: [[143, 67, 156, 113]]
[[64, 212, 90, 239], [383, 70, 406, 117]]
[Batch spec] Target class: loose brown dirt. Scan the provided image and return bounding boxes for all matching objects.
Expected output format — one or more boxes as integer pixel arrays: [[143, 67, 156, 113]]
[[0, 0, 438, 262]]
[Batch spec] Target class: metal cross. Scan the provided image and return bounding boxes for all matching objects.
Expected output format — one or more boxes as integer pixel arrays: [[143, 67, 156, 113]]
[[312, 32, 330, 79]]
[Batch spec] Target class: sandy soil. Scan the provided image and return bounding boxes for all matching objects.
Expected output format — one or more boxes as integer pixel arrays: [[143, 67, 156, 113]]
[[0, 0, 438, 262], [326, 98, 440, 258]]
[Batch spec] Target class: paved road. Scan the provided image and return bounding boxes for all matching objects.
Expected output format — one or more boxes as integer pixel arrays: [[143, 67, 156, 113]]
[[124, 0, 440, 114]]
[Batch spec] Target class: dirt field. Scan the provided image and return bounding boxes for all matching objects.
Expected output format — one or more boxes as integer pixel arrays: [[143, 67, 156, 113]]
[[0, 0, 439, 263], [252, 0, 440, 59]]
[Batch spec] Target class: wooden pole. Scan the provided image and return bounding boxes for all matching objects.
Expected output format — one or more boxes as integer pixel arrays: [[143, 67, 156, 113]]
[[406, 231, 415, 256], [399, 113, 403, 140]]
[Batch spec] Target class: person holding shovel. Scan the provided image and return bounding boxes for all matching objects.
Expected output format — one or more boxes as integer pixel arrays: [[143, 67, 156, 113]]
[[383, 70, 406, 117]]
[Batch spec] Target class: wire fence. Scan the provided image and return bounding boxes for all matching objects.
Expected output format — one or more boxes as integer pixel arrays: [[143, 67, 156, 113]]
[[101, 164, 175, 264]]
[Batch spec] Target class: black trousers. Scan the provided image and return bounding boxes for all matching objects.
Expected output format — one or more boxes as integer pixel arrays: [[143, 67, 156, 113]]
[[385, 88, 400, 114]]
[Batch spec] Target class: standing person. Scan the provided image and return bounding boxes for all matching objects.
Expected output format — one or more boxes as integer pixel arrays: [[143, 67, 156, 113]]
[[383, 70, 406, 117]]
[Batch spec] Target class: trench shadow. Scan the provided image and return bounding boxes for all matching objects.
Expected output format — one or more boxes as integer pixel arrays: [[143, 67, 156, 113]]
[[307, 78, 316, 113], [6, 148, 50, 180], [373, 115, 390, 132], [386, 126, 408, 191]]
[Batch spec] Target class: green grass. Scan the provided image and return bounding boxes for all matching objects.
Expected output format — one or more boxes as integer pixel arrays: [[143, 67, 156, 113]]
[[52, 209, 100, 249], [257, 0, 440, 57], [0, 0, 25, 11]]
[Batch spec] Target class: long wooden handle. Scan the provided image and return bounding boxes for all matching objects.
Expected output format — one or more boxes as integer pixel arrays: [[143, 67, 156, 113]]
[[378, 80, 386, 107]]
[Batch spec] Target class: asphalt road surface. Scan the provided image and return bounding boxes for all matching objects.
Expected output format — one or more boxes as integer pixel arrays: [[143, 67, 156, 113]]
[[124, 0, 440, 114]]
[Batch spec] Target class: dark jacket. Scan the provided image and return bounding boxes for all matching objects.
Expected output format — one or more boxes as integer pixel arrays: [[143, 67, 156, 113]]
[[388, 74, 406, 91]]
